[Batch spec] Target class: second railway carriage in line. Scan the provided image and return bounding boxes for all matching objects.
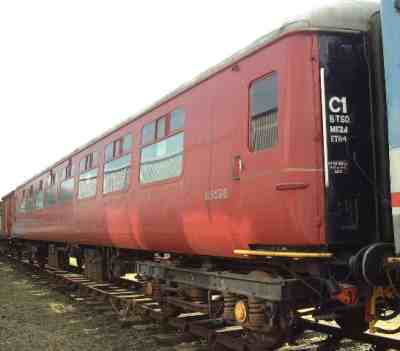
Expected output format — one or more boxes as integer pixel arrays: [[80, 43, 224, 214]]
[[3, 0, 400, 347]]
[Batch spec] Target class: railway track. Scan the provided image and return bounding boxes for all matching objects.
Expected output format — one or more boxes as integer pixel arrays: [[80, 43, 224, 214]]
[[2, 254, 400, 351]]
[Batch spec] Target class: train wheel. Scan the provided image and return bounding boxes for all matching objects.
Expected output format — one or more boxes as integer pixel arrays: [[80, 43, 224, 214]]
[[335, 307, 369, 335], [234, 297, 287, 349]]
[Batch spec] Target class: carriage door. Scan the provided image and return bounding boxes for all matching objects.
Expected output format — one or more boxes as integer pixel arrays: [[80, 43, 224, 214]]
[[229, 70, 285, 249], [231, 35, 325, 249]]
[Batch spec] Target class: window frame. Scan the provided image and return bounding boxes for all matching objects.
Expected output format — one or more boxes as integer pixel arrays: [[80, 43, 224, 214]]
[[34, 179, 45, 211], [102, 133, 133, 195], [77, 150, 99, 201], [170, 107, 185, 133], [60, 160, 75, 203], [24, 185, 34, 212], [44, 170, 58, 208], [139, 107, 186, 186], [141, 114, 176, 147], [141, 120, 157, 146], [248, 72, 279, 152], [19, 189, 27, 214]]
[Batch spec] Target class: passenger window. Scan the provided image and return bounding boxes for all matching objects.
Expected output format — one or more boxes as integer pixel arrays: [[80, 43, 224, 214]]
[[122, 134, 133, 153], [19, 190, 27, 213], [35, 180, 44, 209], [79, 159, 86, 173], [142, 121, 156, 145], [140, 108, 185, 184], [105, 143, 114, 162], [78, 151, 98, 199], [170, 108, 185, 132], [103, 134, 132, 194], [26, 185, 34, 212], [140, 133, 184, 184], [60, 178, 74, 202], [60, 161, 75, 203], [78, 169, 98, 199], [46, 172, 57, 207], [250, 73, 278, 151]]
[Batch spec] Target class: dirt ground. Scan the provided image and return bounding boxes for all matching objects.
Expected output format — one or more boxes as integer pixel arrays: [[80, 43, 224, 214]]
[[0, 260, 206, 351]]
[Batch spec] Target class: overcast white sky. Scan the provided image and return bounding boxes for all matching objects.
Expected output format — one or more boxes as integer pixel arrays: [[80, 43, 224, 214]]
[[0, 0, 375, 197]]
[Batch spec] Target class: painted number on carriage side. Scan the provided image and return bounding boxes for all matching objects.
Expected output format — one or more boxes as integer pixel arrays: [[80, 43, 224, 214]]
[[329, 96, 348, 114]]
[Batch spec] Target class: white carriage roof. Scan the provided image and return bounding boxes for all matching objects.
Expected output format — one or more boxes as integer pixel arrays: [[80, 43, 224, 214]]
[[13, 0, 379, 192]]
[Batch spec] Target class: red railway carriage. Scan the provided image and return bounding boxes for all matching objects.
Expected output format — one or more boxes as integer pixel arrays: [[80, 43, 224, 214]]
[[4, 1, 400, 346], [12, 31, 325, 256]]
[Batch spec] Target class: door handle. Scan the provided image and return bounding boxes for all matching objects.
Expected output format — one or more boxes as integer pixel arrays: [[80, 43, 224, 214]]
[[232, 155, 243, 180]]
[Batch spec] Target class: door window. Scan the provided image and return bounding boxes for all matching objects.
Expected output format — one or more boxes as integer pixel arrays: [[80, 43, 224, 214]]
[[250, 73, 278, 151]]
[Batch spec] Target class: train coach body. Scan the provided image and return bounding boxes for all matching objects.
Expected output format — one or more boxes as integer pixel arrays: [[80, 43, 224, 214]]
[[7, 1, 383, 257], [11, 32, 327, 256]]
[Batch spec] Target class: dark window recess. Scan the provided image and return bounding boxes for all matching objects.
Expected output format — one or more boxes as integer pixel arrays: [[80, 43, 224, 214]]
[[65, 162, 73, 179], [170, 108, 185, 132], [250, 73, 278, 151], [114, 140, 122, 157]]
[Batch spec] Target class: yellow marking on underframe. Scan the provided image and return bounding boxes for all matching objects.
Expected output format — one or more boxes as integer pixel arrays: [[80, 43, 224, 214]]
[[234, 249, 333, 259]]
